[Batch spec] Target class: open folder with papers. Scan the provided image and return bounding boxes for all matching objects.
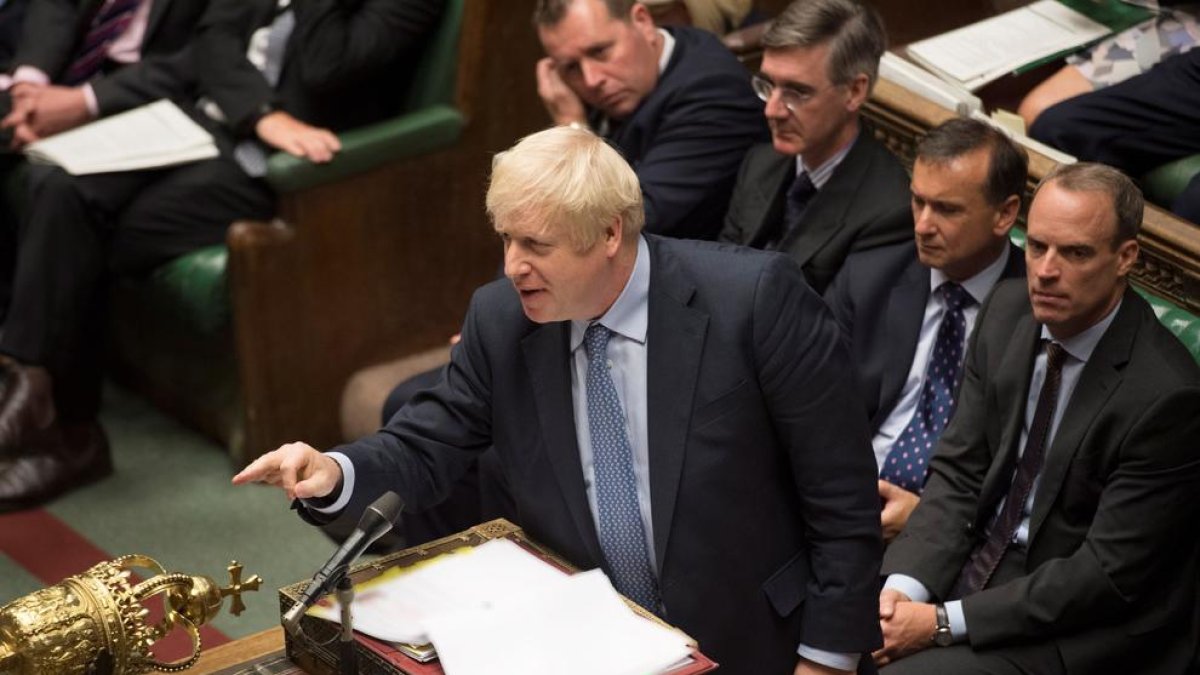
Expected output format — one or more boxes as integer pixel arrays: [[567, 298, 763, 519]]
[[280, 519, 717, 675], [24, 99, 218, 175], [904, 0, 1154, 91]]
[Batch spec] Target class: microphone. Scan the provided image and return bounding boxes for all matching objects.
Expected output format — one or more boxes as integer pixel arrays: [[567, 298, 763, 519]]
[[282, 491, 404, 634]]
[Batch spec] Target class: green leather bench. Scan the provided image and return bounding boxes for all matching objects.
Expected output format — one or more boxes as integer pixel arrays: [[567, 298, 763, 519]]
[[1141, 154, 1200, 218], [108, 0, 470, 462]]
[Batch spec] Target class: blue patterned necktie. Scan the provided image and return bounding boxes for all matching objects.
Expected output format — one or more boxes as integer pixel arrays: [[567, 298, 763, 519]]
[[880, 282, 973, 493], [584, 323, 660, 613]]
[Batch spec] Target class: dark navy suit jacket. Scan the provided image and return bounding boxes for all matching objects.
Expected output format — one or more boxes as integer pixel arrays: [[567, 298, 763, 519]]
[[824, 240, 1026, 433], [320, 235, 884, 674], [596, 27, 769, 241]]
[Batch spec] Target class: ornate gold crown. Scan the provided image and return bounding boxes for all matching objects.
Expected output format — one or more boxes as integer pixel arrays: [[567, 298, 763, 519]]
[[0, 554, 260, 675]]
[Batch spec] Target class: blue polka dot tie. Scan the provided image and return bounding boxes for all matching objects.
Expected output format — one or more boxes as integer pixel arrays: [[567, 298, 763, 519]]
[[584, 323, 660, 613], [880, 282, 973, 493]]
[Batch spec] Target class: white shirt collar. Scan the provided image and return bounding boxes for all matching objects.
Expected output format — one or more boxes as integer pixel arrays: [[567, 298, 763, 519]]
[[794, 130, 858, 190], [929, 244, 1011, 305], [657, 28, 675, 75], [1039, 296, 1123, 363]]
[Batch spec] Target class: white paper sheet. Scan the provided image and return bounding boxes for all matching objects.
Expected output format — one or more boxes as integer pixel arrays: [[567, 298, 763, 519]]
[[425, 569, 692, 675], [24, 99, 218, 175]]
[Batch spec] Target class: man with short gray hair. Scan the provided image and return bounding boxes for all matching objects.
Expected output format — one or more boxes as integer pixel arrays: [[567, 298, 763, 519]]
[[236, 125, 885, 675], [721, 0, 910, 294]]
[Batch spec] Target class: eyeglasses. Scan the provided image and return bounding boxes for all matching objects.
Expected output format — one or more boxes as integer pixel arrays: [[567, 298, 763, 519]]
[[751, 74, 837, 113]]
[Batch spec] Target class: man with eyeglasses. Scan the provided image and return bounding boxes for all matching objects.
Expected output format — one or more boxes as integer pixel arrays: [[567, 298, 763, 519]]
[[535, 0, 768, 241], [720, 0, 911, 294]]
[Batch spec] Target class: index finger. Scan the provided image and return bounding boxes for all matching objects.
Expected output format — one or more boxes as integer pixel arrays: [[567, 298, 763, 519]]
[[232, 450, 284, 484]]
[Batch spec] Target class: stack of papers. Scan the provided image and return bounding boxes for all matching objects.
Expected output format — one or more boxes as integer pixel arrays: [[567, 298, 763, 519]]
[[308, 539, 692, 675], [25, 99, 218, 175], [906, 0, 1111, 90]]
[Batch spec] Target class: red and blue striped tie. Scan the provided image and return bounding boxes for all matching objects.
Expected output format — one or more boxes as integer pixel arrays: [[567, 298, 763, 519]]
[[63, 0, 143, 86]]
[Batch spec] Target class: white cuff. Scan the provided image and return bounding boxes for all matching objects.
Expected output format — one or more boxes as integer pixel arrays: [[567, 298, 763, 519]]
[[882, 574, 932, 603], [306, 452, 355, 514], [797, 644, 859, 672]]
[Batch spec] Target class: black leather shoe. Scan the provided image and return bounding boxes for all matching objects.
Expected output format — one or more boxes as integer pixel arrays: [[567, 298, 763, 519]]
[[0, 421, 111, 512], [0, 358, 55, 455]]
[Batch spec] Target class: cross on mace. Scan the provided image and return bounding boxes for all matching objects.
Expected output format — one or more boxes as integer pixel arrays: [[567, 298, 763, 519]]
[[220, 561, 262, 617]]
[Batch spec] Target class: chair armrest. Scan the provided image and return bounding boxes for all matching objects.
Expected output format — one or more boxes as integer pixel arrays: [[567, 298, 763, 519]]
[[264, 104, 465, 193]]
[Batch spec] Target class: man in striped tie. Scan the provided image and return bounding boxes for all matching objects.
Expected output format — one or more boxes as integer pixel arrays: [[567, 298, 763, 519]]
[[872, 163, 1200, 675], [0, 0, 208, 146], [0, 0, 441, 512]]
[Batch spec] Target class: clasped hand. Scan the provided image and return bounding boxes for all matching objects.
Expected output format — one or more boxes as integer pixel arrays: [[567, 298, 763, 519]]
[[872, 589, 937, 667]]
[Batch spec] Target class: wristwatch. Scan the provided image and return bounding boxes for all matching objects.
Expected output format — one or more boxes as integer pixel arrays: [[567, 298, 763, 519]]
[[932, 603, 953, 647]]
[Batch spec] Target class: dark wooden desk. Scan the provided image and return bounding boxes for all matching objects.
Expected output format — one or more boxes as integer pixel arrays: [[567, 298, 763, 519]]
[[193, 627, 287, 675]]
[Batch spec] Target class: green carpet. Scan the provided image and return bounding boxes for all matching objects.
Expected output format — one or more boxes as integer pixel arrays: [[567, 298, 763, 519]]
[[0, 383, 340, 640]]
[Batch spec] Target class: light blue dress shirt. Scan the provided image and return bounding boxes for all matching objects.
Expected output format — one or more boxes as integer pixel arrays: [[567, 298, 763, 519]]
[[871, 246, 1010, 469]]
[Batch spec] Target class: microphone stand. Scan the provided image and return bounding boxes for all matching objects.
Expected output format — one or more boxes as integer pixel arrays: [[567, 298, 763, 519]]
[[336, 572, 357, 675]]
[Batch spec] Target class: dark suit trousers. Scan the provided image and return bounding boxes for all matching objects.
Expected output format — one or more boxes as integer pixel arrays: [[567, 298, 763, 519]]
[[0, 156, 273, 418], [1029, 49, 1200, 221], [879, 550, 1065, 675]]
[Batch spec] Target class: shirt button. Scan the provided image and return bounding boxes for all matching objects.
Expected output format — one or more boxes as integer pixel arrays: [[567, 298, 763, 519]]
[[607, 360, 614, 369]]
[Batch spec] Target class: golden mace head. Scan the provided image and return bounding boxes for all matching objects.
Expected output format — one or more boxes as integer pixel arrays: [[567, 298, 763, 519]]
[[0, 555, 260, 675]]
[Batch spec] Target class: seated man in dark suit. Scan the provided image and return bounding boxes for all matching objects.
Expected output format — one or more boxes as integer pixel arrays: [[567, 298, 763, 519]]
[[236, 125, 884, 675], [719, 0, 910, 294], [825, 118, 1027, 542], [873, 163, 1200, 674], [1029, 48, 1200, 223], [0, 0, 443, 511], [535, 0, 768, 240]]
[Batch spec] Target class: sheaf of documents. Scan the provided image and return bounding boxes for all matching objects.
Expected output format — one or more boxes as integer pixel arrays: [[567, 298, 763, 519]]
[[906, 0, 1110, 90], [307, 538, 692, 675], [24, 99, 218, 175]]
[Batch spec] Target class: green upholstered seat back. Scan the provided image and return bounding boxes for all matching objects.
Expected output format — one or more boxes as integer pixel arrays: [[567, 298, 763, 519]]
[[403, 0, 464, 111], [1007, 228, 1200, 363], [1141, 154, 1200, 210]]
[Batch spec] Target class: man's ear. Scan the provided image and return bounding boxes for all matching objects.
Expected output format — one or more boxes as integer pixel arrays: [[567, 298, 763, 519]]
[[844, 73, 871, 112], [605, 216, 624, 257], [1115, 238, 1139, 277]]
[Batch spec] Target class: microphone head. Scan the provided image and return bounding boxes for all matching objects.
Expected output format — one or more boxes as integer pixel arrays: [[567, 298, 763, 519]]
[[356, 491, 405, 540]]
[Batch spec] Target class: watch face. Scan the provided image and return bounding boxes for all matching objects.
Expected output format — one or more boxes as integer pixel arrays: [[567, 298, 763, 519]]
[[934, 629, 954, 647]]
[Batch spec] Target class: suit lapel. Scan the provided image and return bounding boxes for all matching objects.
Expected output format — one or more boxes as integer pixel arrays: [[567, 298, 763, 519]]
[[1028, 292, 1138, 540], [521, 323, 604, 566], [784, 132, 871, 267], [877, 258, 929, 428], [977, 314, 1041, 516], [745, 153, 794, 248], [144, 0, 171, 43], [645, 241, 707, 576]]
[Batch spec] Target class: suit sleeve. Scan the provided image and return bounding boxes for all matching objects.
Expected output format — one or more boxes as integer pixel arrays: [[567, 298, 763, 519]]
[[754, 255, 884, 652], [316, 286, 497, 521], [717, 149, 757, 245], [636, 68, 766, 240], [193, 0, 280, 137], [90, 48, 199, 115], [963, 386, 1200, 646], [286, 0, 441, 94], [11, 0, 79, 77]]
